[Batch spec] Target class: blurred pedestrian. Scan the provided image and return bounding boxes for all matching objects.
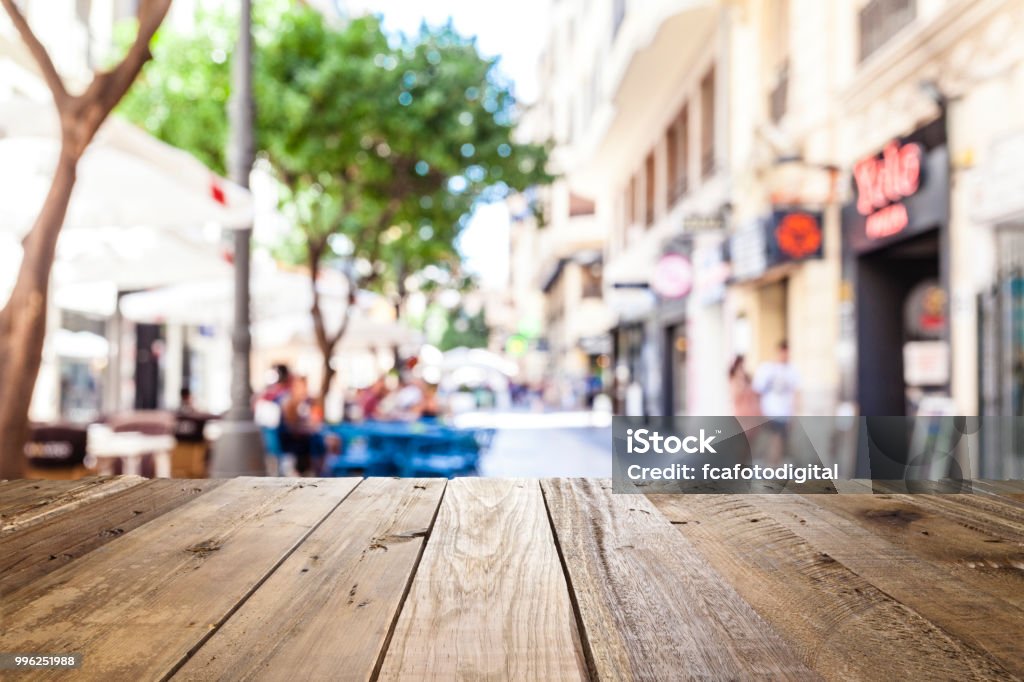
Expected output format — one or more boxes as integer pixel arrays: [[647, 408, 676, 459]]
[[355, 375, 388, 421], [281, 375, 324, 475], [752, 341, 800, 464], [728, 355, 760, 417]]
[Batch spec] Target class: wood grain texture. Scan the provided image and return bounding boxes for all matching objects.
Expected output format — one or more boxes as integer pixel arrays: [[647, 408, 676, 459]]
[[749, 494, 1024, 675], [0, 477, 360, 681], [970, 480, 1024, 505], [0, 476, 146, 534], [175, 477, 446, 681], [379, 478, 588, 682], [869, 484, 1024, 544], [651, 494, 1013, 680], [0, 478, 222, 597], [543, 479, 816, 681], [800, 492, 1024, 611]]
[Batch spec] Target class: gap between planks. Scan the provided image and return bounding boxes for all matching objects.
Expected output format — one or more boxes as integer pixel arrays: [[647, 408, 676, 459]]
[[543, 479, 816, 681], [651, 494, 1016, 680], [171, 477, 448, 681]]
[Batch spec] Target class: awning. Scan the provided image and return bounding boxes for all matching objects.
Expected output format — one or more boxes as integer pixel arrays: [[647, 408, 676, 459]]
[[0, 98, 253, 235]]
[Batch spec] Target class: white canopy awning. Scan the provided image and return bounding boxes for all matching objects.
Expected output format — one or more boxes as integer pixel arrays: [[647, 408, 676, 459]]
[[118, 264, 420, 352], [0, 98, 253, 235]]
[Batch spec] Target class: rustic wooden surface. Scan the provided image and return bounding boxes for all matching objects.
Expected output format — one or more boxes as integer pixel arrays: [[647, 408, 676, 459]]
[[0, 477, 1022, 681]]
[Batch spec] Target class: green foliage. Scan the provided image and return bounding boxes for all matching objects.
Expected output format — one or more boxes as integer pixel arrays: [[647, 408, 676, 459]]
[[119, 6, 552, 300], [117, 9, 234, 175], [437, 306, 490, 351]]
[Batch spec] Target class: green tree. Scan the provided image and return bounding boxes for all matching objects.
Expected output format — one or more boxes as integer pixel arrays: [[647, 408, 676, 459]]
[[120, 6, 550, 403], [0, 0, 172, 478], [438, 306, 491, 351]]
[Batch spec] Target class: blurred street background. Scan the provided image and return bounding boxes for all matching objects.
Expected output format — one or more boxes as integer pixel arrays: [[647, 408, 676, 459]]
[[2, 0, 1024, 480]]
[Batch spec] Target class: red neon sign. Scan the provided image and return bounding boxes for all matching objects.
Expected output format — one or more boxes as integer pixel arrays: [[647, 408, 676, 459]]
[[854, 141, 923, 239], [776, 212, 822, 259]]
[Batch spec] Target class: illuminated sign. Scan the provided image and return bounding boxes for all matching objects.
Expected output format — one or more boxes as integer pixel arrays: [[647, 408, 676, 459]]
[[775, 212, 822, 259], [853, 141, 923, 240], [843, 118, 949, 255]]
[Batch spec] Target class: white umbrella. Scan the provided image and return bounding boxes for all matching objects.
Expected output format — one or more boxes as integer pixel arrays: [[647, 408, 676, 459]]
[[51, 329, 109, 360], [440, 347, 519, 377], [118, 265, 419, 351], [118, 265, 348, 326], [0, 99, 253, 235]]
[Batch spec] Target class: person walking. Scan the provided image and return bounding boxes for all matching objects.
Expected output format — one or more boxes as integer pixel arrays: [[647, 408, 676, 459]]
[[728, 355, 761, 418], [752, 341, 800, 464]]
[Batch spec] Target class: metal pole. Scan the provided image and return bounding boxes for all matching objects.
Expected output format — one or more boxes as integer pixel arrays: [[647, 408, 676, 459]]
[[210, 0, 266, 477]]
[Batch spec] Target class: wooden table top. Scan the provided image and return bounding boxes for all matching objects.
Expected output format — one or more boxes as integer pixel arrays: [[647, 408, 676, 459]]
[[1, 476, 1022, 680]]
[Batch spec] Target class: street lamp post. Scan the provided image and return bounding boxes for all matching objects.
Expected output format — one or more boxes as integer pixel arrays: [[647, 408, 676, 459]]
[[211, 0, 266, 477]]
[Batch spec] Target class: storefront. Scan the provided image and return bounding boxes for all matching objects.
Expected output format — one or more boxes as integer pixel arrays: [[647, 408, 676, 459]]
[[728, 208, 825, 369], [842, 117, 950, 416], [970, 130, 1024, 478]]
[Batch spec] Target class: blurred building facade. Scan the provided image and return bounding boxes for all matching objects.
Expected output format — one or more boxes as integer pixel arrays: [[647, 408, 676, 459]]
[[533, 0, 1024, 430]]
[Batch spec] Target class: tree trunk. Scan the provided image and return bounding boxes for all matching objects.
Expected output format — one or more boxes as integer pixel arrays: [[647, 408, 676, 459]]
[[0, 151, 78, 478], [0, 0, 171, 477], [307, 251, 355, 412]]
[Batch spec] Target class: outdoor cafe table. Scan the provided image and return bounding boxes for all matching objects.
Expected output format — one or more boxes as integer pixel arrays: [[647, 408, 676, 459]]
[[0, 477, 1022, 680]]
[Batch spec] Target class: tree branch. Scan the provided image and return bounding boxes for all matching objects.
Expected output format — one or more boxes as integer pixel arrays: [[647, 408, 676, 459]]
[[0, 0, 68, 107], [78, 0, 172, 138]]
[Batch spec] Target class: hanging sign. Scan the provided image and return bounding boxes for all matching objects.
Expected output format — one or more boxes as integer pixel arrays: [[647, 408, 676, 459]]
[[651, 253, 693, 299]]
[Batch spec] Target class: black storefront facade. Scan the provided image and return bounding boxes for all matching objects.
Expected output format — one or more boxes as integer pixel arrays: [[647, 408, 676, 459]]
[[842, 117, 951, 417]]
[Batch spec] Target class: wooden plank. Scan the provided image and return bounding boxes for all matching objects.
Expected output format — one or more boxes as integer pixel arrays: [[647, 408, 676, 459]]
[[0, 478, 223, 597], [651, 494, 1015, 680], [0, 476, 147, 535], [975, 479, 1024, 494], [971, 480, 1024, 505], [870, 483, 1024, 544], [542, 479, 815, 681], [0, 477, 360, 681], [749, 494, 1024, 675], [378, 479, 587, 681], [0, 479, 104, 516], [801, 493, 1024, 610], [175, 477, 446, 681]]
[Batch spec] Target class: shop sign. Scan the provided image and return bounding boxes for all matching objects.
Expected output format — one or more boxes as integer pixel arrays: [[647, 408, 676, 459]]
[[903, 341, 949, 387], [681, 213, 726, 233], [903, 280, 947, 339], [730, 210, 823, 283], [693, 239, 730, 305], [844, 119, 949, 254], [969, 131, 1024, 224], [853, 141, 923, 240], [651, 253, 693, 299], [730, 220, 768, 281], [771, 210, 823, 261]]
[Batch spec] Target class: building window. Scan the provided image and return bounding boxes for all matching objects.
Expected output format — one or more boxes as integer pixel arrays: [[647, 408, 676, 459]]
[[669, 105, 689, 203], [859, 0, 916, 62], [700, 67, 716, 179], [644, 152, 656, 226], [626, 176, 637, 226], [666, 125, 678, 208], [612, 0, 627, 40]]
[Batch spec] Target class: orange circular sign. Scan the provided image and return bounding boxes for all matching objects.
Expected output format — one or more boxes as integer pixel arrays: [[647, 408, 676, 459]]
[[775, 213, 822, 259]]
